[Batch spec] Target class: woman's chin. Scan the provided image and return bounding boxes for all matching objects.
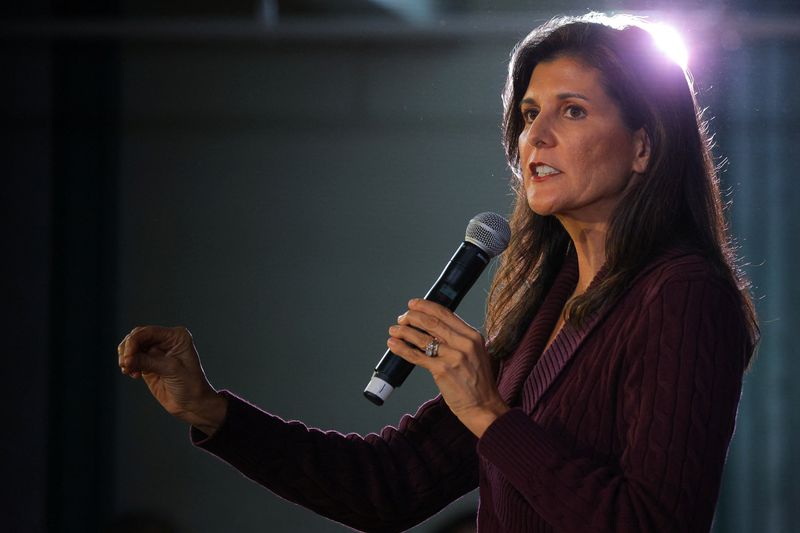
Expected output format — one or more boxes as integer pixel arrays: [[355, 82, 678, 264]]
[[527, 199, 557, 217]]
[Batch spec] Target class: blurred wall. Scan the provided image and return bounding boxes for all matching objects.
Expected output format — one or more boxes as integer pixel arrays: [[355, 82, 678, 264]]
[[712, 37, 800, 532], [112, 29, 512, 533], [0, 27, 52, 533]]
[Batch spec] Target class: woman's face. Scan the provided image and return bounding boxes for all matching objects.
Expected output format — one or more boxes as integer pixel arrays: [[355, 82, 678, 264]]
[[517, 55, 649, 225]]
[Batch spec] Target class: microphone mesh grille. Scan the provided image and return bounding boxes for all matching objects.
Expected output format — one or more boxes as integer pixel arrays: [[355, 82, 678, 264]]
[[464, 212, 511, 257]]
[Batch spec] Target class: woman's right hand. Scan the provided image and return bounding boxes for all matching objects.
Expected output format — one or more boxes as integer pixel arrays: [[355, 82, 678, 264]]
[[118, 326, 227, 436]]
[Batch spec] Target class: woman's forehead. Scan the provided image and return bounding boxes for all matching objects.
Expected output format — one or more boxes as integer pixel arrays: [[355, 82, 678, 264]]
[[523, 57, 609, 103]]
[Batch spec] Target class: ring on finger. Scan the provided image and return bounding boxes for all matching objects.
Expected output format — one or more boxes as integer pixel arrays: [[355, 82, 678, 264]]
[[424, 338, 440, 358]]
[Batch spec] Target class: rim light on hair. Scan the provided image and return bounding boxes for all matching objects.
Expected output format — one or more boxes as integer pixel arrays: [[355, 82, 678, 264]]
[[650, 23, 689, 70]]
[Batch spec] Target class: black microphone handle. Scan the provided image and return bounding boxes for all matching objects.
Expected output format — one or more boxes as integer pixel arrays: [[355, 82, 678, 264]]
[[364, 241, 490, 405]]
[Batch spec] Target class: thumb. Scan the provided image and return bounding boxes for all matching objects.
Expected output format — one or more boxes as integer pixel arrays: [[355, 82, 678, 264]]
[[129, 347, 180, 376], [119, 325, 193, 376]]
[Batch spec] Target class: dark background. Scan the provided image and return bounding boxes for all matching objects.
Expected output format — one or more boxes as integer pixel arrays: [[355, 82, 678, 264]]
[[3, 1, 799, 532]]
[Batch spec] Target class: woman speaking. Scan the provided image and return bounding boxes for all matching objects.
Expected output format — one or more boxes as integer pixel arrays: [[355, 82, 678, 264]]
[[118, 13, 758, 532]]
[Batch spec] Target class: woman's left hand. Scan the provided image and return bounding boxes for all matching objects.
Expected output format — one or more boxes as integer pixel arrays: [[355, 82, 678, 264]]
[[388, 298, 509, 438]]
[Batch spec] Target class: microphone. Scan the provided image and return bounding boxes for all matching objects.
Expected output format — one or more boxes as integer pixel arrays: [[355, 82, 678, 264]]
[[363, 212, 511, 405]]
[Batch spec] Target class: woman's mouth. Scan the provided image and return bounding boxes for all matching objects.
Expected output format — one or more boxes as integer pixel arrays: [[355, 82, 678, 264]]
[[532, 163, 562, 182]]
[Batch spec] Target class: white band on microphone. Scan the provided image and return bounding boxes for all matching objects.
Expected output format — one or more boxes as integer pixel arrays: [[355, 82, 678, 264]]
[[364, 376, 394, 403]]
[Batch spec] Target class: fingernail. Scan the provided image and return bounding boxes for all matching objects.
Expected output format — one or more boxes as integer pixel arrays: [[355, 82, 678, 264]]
[[397, 313, 406, 322], [409, 298, 421, 306]]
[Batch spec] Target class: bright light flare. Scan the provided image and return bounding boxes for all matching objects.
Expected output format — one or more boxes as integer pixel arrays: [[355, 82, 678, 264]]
[[650, 23, 689, 70]]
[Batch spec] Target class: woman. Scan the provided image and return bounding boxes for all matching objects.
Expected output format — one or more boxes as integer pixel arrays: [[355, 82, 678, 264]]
[[118, 13, 758, 532]]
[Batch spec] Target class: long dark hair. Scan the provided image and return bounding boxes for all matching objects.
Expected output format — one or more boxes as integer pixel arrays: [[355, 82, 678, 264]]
[[485, 13, 759, 362]]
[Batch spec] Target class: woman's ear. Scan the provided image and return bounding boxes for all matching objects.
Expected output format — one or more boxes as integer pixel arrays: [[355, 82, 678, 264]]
[[632, 127, 651, 174]]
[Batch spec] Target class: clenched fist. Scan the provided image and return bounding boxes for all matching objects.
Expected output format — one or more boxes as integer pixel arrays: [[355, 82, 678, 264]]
[[118, 326, 227, 436]]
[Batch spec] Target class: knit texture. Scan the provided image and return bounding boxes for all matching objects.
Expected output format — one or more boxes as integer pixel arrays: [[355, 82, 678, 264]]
[[193, 247, 750, 532]]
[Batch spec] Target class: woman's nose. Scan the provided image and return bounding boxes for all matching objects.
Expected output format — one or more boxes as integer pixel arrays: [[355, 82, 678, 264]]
[[525, 115, 553, 147]]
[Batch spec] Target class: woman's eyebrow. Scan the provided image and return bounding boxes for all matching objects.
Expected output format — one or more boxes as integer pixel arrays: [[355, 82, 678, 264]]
[[557, 92, 590, 101], [520, 92, 590, 107]]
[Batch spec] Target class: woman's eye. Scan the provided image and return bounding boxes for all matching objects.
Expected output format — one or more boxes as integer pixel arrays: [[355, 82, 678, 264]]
[[564, 105, 587, 119], [522, 109, 539, 122]]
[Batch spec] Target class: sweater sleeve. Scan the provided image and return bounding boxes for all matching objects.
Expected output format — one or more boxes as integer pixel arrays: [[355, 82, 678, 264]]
[[191, 393, 478, 533], [477, 276, 749, 532]]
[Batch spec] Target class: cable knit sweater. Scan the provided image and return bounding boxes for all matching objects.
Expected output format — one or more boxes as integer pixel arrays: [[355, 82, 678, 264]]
[[192, 247, 751, 532]]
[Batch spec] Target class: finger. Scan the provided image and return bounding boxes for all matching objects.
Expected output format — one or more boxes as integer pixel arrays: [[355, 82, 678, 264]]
[[397, 309, 462, 350], [407, 299, 479, 338], [123, 326, 191, 358], [119, 326, 189, 372], [407, 299, 486, 354], [389, 324, 438, 353], [125, 347, 178, 377], [118, 339, 126, 370], [117, 328, 144, 365], [386, 336, 440, 371], [125, 325, 177, 352]]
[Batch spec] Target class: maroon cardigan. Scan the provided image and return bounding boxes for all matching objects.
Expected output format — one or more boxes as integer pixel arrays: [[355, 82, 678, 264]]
[[192, 247, 751, 532]]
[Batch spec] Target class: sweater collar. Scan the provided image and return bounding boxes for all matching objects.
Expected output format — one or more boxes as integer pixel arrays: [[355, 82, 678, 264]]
[[496, 244, 698, 411], [497, 248, 583, 406]]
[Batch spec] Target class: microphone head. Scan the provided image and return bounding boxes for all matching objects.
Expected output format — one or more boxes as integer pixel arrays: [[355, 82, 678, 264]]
[[464, 212, 511, 257]]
